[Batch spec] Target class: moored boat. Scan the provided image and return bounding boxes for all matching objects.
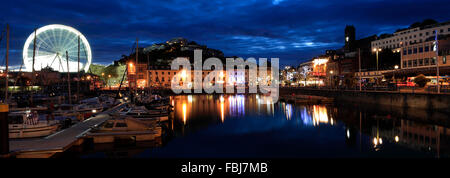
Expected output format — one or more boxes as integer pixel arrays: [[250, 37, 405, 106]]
[[8, 111, 60, 139]]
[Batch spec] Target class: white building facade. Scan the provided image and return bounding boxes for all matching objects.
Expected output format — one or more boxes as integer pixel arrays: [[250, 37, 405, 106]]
[[371, 21, 450, 52]]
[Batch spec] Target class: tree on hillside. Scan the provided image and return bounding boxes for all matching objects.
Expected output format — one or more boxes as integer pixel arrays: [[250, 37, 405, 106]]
[[89, 64, 106, 77], [103, 65, 118, 78]]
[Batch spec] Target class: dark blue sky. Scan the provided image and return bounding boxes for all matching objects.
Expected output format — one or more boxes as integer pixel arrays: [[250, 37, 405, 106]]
[[1, 0, 450, 68]]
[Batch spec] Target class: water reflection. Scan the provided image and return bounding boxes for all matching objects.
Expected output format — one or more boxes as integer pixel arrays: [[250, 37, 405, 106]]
[[228, 95, 245, 117], [283, 103, 293, 120], [312, 105, 329, 126], [170, 95, 450, 157], [182, 103, 187, 125], [71, 95, 450, 158]]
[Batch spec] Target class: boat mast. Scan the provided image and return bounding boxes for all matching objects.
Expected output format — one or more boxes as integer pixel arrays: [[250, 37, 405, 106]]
[[4, 24, 9, 103], [66, 51, 72, 104], [135, 38, 138, 94], [31, 28, 37, 105], [77, 36, 80, 99], [114, 65, 128, 104], [32, 29, 36, 73]]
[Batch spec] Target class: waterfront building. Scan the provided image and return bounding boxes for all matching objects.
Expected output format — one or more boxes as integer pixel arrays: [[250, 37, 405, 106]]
[[401, 35, 450, 70], [126, 60, 273, 89], [371, 21, 450, 52]]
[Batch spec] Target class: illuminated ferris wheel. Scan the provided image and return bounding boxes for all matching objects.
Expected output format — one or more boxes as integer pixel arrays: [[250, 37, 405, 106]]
[[23, 24, 92, 72]]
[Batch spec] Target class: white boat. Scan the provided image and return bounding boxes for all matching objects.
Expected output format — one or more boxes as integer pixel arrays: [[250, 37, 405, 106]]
[[99, 95, 118, 108], [77, 103, 103, 114], [53, 104, 79, 117], [126, 106, 168, 118], [78, 97, 104, 113], [9, 111, 60, 139], [86, 117, 162, 144], [113, 105, 169, 123]]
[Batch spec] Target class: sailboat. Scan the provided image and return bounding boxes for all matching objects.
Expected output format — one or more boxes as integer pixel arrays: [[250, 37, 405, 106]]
[[3, 24, 60, 139]]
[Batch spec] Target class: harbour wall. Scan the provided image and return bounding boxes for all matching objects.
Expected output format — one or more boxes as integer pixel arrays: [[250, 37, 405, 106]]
[[280, 88, 450, 114]]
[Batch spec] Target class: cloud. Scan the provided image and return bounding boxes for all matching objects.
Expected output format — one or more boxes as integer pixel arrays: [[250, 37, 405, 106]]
[[0, 0, 449, 67], [272, 0, 286, 5]]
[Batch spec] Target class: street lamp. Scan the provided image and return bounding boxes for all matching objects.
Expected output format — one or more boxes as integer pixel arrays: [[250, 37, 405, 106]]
[[101, 73, 105, 89], [394, 65, 398, 80], [393, 65, 399, 91], [373, 48, 382, 71]]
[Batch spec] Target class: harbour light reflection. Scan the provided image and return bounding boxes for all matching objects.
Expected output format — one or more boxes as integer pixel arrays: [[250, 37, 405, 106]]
[[284, 103, 293, 120], [182, 103, 187, 125], [220, 95, 225, 123], [228, 95, 245, 117], [312, 105, 329, 126]]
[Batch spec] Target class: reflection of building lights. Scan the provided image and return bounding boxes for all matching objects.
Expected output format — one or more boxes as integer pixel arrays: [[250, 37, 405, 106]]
[[313, 105, 328, 125], [221, 102, 225, 123], [395, 136, 399, 143], [220, 95, 224, 102], [285, 104, 293, 120], [182, 103, 187, 125], [346, 129, 350, 138], [228, 95, 245, 116], [188, 95, 193, 103]]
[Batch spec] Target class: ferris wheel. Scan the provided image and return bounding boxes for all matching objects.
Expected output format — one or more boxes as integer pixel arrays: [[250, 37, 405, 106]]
[[23, 24, 92, 72]]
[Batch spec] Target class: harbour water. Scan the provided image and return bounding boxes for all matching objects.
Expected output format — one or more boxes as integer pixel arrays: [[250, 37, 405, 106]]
[[60, 94, 450, 158]]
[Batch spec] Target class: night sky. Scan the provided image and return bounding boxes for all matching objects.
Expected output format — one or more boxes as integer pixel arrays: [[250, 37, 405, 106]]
[[1, 0, 450, 68]]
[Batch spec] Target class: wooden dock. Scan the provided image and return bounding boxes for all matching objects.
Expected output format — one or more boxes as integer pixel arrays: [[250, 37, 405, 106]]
[[9, 103, 126, 158]]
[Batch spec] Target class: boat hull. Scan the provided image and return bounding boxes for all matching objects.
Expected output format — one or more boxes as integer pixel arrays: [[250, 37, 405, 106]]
[[9, 122, 60, 139]]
